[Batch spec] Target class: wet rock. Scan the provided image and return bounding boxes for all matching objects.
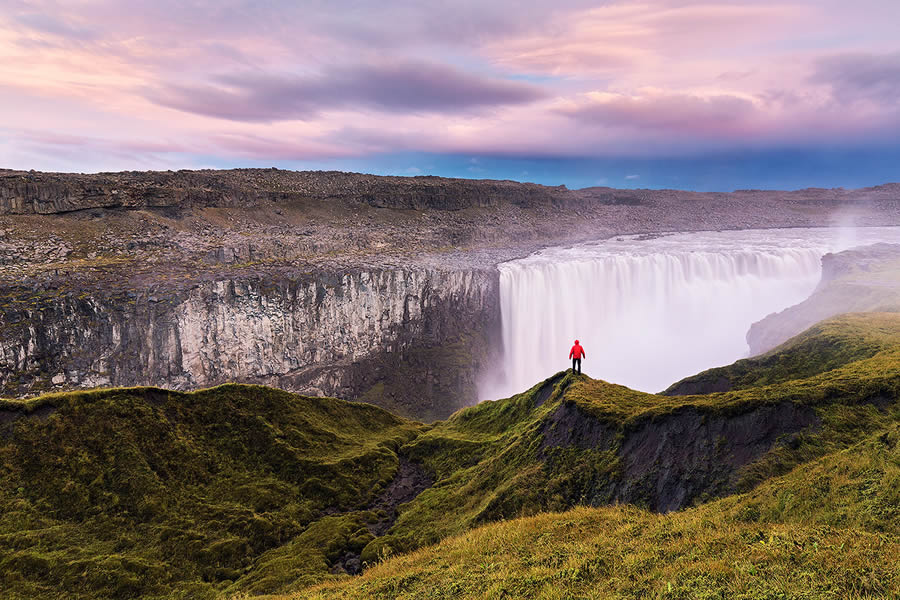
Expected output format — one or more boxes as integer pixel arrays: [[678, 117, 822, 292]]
[[611, 402, 821, 512], [367, 458, 433, 536]]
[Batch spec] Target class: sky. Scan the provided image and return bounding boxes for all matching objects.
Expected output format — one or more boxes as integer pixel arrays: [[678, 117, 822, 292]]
[[1, 0, 899, 190]]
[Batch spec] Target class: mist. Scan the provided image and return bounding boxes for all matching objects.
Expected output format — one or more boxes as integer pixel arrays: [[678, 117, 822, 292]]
[[481, 227, 900, 399]]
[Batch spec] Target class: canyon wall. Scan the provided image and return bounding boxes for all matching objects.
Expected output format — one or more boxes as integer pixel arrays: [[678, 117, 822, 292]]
[[0, 268, 499, 421]]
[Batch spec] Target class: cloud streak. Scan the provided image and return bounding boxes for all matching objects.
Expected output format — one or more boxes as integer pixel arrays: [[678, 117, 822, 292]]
[[148, 62, 547, 122], [559, 90, 758, 135], [13, 12, 98, 41]]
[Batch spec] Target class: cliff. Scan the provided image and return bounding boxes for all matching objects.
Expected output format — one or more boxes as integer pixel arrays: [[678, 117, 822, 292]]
[[0, 269, 498, 421], [3, 168, 899, 217]]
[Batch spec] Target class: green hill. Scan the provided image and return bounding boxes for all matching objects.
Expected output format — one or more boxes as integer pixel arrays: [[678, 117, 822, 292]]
[[298, 424, 900, 599], [0, 386, 422, 598], [1, 313, 898, 599], [665, 312, 900, 395]]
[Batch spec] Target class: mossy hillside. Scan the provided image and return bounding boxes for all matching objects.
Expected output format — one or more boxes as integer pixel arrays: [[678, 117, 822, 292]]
[[666, 312, 900, 395], [0, 384, 422, 599], [566, 316, 900, 490], [356, 315, 900, 565], [301, 510, 898, 600], [1, 313, 899, 599], [378, 373, 628, 551], [717, 424, 900, 534], [297, 425, 900, 600]]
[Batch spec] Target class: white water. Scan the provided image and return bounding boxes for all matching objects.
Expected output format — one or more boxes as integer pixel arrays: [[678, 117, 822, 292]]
[[482, 227, 900, 399]]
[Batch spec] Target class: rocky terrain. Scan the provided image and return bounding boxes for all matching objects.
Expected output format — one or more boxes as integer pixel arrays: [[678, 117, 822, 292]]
[[1, 168, 898, 418]]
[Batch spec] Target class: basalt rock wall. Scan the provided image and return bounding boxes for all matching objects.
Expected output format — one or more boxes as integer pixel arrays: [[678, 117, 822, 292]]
[[0, 268, 499, 420]]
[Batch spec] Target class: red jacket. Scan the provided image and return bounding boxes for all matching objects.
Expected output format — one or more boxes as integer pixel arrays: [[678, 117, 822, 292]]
[[569, 342, 585, 360]]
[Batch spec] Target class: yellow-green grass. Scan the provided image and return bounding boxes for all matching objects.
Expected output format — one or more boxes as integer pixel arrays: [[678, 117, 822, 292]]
[[366, 314, 900, 562], [297, 507, 897, 600], [297, 424, 900, 600], [1, 313, 899, 599], [0, 384, 422, 599], [665, 312, 900, 395]]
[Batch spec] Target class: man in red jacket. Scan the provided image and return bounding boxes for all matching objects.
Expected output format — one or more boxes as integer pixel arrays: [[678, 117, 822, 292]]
[[569, 340, 585, 374]]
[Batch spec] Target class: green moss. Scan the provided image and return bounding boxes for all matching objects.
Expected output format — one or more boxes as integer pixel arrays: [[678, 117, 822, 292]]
[[0, 384, 421, 599], [1, 314, 900, 598], [353, 314, 900, 573], [229, 513, 376, 595], [300, 423, 900, 600], [666, 313, 900, 394]]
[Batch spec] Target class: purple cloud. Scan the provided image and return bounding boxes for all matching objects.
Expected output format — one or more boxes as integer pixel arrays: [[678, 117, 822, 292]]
[[147, 61, 547, 122], [4, 0, 900, 173], [13, 12, 98, 41], [811, 52, 900, 105], [559, 92, 757, 134]]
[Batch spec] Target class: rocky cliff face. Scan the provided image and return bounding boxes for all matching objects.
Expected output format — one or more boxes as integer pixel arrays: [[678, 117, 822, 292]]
[[538, 378, 821, 512], [0, 268, 498, 420]]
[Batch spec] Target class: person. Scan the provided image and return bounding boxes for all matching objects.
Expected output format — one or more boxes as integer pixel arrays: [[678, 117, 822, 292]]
[[569, 339, 585, 374]]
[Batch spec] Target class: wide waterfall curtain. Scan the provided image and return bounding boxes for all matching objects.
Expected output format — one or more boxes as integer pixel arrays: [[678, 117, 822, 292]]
[[481, 227, 900, 400]]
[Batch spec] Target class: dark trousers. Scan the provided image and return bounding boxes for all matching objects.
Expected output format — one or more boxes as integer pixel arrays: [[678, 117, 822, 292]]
[[572, 358, 581, 374]]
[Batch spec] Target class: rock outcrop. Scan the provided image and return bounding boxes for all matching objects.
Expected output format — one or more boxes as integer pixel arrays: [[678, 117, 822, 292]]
[[0, 168, 569, 215], [540, 386, 821, 512]]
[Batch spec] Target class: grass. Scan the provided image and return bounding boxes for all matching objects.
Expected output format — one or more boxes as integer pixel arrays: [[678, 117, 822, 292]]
[[0, 385, 421, 599], [1, 313, 899, 598], [368, 315, 900, 552], [297, 505, 899, 599], [297, 424, 900, 599], [665, 313, 900, 394]]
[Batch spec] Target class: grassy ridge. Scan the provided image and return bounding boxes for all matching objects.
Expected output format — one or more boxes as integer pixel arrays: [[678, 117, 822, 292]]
[[665, 313, 900, 395], [0, 385, 421, 599], [361, 314, 900, 562], [0, 313, 898, 598], [298, 424, 900, 599]]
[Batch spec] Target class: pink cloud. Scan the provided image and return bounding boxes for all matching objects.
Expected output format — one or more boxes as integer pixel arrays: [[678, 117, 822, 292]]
[[0, 0, 899, 171], [209, 133, 357, 161], [484, 1, 813, 77], [558, 90, 759, 135]]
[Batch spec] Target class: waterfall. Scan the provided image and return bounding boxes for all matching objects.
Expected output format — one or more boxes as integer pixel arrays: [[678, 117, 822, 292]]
[[482, 227, 900, 399]]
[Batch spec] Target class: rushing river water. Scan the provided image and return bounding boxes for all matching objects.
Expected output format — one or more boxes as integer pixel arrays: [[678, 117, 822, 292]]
[[482, 227, 900, 399]]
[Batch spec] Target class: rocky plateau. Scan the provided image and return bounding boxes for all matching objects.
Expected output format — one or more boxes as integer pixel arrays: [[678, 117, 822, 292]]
[[1, 168, 898, 419]]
